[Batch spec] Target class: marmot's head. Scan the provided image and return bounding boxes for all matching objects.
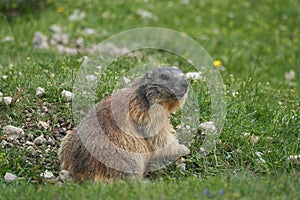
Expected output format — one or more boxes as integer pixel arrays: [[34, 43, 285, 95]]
[[138, 67, 189, 105]]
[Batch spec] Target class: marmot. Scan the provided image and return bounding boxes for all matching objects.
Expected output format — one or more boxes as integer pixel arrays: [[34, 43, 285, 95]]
[[59, 67, 190, 182]]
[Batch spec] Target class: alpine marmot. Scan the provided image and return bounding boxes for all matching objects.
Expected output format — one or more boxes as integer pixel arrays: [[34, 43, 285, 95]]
[[59, 67, 190, 182]]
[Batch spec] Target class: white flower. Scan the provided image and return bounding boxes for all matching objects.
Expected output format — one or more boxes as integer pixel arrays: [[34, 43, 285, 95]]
[[136, 9, 158, 21], [186, 72, 202, 80], [68, 9, 86, 21]]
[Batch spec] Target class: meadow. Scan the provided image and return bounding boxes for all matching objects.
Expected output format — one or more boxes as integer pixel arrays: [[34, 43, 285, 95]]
[[0, 0, 299, 199]]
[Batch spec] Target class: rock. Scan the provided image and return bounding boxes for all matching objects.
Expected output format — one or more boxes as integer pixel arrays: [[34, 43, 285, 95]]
[[32, 32, 49, 49], [35, 87, 45, 97], [2, 36, 14, 43], [37, 121, 50, 130], [49, 24, 62, 33], [25, 141, 34, 146], [61, 90, 74, 102], [68, 9, 86, 21], [26, 146, 36, 156], [59, 170, 72, 182], [46, 137, 55, 146], [41, 105, 49, 113], [179, 163, 186, 171], [41, 170, 54, 179], [27, 133, 34, 141], [123, 77, 131, 85], [0, 96, 13, 105], [1, 140, 9, 148], [2, 125, 24, 141], [75, 37, 84, 48], [285, 69, 295, 81], [4, 172, 18, 182], [50, 33, 69, 46], [0, 91, 2, 97], [83, 28, 96, 35], [33, 134, 46, 145], [199, 121, 216, 131]]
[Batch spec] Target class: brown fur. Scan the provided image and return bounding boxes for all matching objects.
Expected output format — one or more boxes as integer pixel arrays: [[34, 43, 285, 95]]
[[59, 67, 190, 182]]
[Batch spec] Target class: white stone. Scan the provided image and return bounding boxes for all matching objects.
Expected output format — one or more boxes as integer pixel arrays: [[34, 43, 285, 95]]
[[59, 170, 72, 182], [3, 125, 24, 141], [33, 134, 46, 145], [123, 77, 131, 85], [4, 172, 18, 182], [75, 37, 84, 48], [0, 96, 13, 105], [41, 170, 54, 179], [35, 87, 45, 97], [1, 140, 9, 148], [49, 24, 62, 33], [83, 28, 96, 35], [61, 90, 74, 102], [32, 32, 49, 49], [68, 9, 86, 21], [285, 69, 295, 81], [26, 146, 36, 156], [37, 121, 50, 130], [199, 121, 216, 131], [2, 36, 14, 43], [50, 33, 69, 45]]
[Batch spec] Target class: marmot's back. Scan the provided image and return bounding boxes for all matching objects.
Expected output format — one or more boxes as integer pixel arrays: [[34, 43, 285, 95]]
[[59, 67, 190, 182]]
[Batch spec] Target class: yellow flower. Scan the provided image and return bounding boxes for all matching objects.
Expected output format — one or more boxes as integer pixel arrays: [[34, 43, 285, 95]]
[[213, 60, 222, 67], [57, 6, 64, 13]]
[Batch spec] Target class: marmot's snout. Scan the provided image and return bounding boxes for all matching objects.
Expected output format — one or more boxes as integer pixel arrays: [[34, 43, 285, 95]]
[[144, 67, 189, 101]]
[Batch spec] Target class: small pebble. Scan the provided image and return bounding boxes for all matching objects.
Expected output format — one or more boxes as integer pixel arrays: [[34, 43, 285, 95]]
[[199, 121, 216, 131], [59, 170, 72, 182], [4, 172, 18, 182], [61, 90, 74, 102], [83, 28, 96, 35], [2, 125, 24, 141], [47, 137, 55, 146], [41, 105, 49, 113], [49, 24, 62, 33], [0, 96, 13, 105], [26, 146, 36, 156], [27, 133, 34, 141], [37, 121, 50, 130], [35, 87, 45, 97], [34, 134, 46, 145], [32, 32, 49, 49], [1, 140, 9, 148], [41, 170, 54, 179]]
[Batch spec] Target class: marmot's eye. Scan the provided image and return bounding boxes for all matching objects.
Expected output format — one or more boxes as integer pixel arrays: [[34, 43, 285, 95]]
[[160, 74, 169, 80]]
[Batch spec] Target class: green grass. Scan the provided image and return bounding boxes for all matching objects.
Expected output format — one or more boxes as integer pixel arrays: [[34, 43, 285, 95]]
[[0, 0, 300, 199], [1, 174, 300, 200]]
